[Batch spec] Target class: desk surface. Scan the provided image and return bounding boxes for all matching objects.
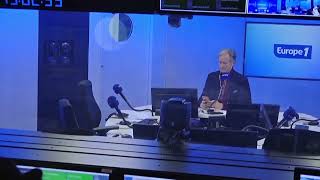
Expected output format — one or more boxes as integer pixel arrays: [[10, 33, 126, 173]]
[[1, 128, 320, 179], [106, 105, 319, 149]]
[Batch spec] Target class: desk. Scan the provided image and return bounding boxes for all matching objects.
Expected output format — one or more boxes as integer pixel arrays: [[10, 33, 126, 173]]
[[1, 128, 320, 179], [105, 105, 319, 149], [106, 106, 224, 137], [105, 106, 159, 137]]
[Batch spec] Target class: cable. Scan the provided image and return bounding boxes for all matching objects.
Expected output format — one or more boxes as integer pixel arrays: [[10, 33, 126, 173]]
[[119, 121, 133, 128], [113, 84, 154, 116], [242, 125, 270, 139], [117, 113, 132, 129], [290, 118, 320, 129], [105, 112, 117, 122], [208, 75, 225, 108], [105, 112, 132, 128], [242, 125, 269, 133], [125, 100, 154, 115]]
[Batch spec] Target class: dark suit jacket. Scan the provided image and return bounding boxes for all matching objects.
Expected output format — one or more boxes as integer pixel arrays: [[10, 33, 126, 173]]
[[200, 69, 251, 108]]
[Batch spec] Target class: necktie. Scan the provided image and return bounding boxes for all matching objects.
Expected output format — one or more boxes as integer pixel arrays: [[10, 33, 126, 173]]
[[218, 80, 227, 101]]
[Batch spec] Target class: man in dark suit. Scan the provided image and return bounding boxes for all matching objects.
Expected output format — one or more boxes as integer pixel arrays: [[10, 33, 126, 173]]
[[200, 49, 251, 110]]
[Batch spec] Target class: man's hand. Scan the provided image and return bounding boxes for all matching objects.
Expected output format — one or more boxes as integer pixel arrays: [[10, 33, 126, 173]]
[[213, 101, 223, 110], [200, 96, 213, 109], [201, 96, 224, 110]]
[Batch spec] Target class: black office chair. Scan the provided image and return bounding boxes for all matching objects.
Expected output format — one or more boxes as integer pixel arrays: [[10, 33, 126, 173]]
[[57, 80, 118, 136], [57, 98, 93, 135], [74, 80, 102, 130]]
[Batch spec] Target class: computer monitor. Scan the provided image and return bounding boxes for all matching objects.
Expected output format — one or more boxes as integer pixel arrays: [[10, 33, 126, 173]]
[[294, 167, 320, 180], [125, 174, 174, 180], [261, 104, 280, 128], [151, 88, 198, 118], [225, 104, 280, 130], [225, 104, 261, 130], [18, 165, 109, 179]]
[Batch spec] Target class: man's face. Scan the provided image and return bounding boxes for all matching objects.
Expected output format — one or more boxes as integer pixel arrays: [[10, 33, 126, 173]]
[[218, 53, 234, 73]]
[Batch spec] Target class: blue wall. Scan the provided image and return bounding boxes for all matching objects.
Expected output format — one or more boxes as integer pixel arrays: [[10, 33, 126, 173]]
[[0, 9, 38, 130], [88, 13, 155, 120]]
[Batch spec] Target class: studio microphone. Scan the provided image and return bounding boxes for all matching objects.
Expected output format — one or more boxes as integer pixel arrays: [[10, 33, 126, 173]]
[[113, 84, 153, 115], [107, 96, 132, 127], [276, 106, 299, 128], [219, 72, 230, 81]]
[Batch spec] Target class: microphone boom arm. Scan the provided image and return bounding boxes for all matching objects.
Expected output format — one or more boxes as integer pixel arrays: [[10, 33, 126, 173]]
[[113, 84, 154, 115]]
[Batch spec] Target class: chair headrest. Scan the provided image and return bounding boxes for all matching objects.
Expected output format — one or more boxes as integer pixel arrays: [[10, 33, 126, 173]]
[[78, 80, 93, 96], [78, 80, 92, 87]]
